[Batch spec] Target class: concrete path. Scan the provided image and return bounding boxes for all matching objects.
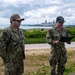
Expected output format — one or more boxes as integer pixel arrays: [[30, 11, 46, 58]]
[[69, 73, 75, 75], [25, 42, 75, 50]]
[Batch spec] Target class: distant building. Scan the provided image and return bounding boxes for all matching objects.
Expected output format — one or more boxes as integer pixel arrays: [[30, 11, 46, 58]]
[[27, 20, 56, 27], [45, 20, 47, 24], [41, 20, 56, 26]]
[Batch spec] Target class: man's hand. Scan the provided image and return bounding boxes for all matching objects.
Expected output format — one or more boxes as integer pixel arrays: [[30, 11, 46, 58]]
[[54, 40, 61, 44]]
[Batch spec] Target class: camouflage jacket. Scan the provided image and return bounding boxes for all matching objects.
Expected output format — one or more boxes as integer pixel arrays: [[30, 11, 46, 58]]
[[46, 27, 69, 53], [0, 26, 25, 62]]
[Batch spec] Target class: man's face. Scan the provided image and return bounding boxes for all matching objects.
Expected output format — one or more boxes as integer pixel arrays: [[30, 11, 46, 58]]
[[56, 21, 64, 28], [12, 20, 22, 28]]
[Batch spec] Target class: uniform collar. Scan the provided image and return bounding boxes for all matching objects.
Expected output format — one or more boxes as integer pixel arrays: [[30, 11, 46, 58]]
[[54, 26, 64, 32], [10, 25, 20, 33]]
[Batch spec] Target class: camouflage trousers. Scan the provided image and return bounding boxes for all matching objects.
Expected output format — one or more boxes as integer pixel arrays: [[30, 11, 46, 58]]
[[49, 53, 67, 75], [4, 60, 24, 75]]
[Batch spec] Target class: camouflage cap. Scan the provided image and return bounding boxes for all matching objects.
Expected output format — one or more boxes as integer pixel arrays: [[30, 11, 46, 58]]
[[56, 16, 65, 23], [10, 14, 24, 21]]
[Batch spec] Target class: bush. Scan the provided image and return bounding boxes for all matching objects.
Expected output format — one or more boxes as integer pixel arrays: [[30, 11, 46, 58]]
[[23, 29, 47, 44], [23, 28, 75, 44], [26, 38, 46, 44]]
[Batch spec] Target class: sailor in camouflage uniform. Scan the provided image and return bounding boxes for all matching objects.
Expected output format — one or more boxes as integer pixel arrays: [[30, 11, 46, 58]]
[[46, 16, 71, 75], [0, 14, 25, 75]]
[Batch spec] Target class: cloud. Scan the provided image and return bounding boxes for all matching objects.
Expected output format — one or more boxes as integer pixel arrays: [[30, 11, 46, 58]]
[[0, 17, 10, 25], [45, 0, 62, 4], [23, 6, 59, 20], [2, 0, 31, 7], [0, 0, 75, 25], [0, 9, 12, 18]]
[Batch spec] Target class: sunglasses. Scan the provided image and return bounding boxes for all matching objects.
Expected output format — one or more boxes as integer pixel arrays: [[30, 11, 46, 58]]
[[58, 22, 64, 23], [13, 19, 22, 22], [16, 20, 22, 22]]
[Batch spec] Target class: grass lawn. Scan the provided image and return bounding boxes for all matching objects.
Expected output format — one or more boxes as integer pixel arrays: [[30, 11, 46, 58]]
[[0, 48, 75, 75]]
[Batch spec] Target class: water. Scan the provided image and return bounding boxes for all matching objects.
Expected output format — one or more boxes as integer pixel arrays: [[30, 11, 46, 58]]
[[20, 25, 52, 29], [0, 24, 52, 29], [0, 25, 9, 29]]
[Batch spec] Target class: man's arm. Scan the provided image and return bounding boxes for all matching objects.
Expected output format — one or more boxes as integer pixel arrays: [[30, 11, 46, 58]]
[[0, 29, 10, 60], [20, 29, 26, 59], [46, 29, 55, 45]]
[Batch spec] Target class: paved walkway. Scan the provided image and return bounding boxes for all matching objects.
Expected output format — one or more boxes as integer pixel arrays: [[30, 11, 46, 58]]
[[69, 73, 75, 75], [25, 42, 75, 50]]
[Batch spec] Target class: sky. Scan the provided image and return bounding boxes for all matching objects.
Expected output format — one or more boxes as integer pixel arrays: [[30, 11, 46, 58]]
[[0, 0, 75, 25]]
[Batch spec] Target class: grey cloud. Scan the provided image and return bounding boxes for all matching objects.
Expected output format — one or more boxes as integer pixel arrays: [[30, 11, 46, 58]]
[[0, 0, 75, 24]]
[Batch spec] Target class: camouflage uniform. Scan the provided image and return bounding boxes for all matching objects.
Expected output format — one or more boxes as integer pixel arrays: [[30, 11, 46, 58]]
[[0, 26, 25, 75], [46, 27, 69, 75]]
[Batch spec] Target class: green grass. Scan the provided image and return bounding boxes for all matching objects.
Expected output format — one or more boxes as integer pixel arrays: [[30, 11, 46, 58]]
[[0, 49, 75, 75], [24, 50, 75, 75]]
